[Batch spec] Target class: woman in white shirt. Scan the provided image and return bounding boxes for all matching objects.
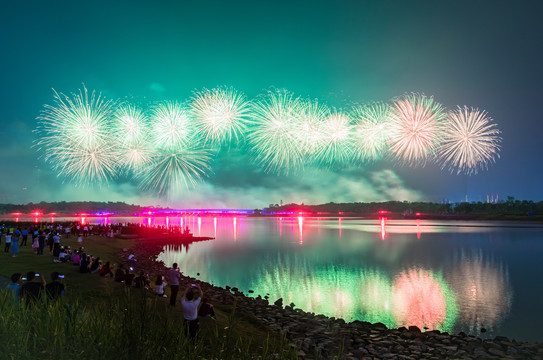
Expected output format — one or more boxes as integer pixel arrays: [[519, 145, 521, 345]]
[[181, 283, 203, 338]]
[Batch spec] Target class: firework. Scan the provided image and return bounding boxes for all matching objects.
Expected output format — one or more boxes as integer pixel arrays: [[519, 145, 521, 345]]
[[35, 87, 119, 183], [190, 87, 252, 145], [113, 105, 153, 170], [315, 110, 353, 165], [295, 98, 329, 158], [351, 103, 392, 161], [438, 107, 501, 174], [388, 94, 446, 165], [249, 90, 305, 173], [139, 147, 212, 196], [151, 102, 195, 151]]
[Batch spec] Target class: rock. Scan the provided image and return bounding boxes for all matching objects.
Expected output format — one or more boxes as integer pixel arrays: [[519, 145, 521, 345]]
[[408, 326, 421, 333], [488, 347, 506, 356], [248, 289, 254, 293], [274, 298, 283, 307]]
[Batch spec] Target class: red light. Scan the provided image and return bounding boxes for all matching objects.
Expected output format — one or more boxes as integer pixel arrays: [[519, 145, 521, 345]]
[[338, 211, 344, 215], [415, 212, 421, 216]]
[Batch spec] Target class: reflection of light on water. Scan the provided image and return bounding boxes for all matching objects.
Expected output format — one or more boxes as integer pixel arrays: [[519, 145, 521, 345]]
[[81, 217, 86, 225], [198, 217, 201, 235], [147, 217, 151, 227], [416, 219, 421, 239], [51, 217, 55, 223], [214, 217, 217, 238], [338, 218, 342, 237], [380, 217, 387, 240], [448, 250, 512, 334], [233, 217, 237, 241], [392, 268, 457, 332], [15, 218, 19, 222], [279, 217, 283, 237], [298, 216, 303, 245]]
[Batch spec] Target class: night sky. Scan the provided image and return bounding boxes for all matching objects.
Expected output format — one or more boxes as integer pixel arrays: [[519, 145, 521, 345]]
[[1, 0, 542, 208]]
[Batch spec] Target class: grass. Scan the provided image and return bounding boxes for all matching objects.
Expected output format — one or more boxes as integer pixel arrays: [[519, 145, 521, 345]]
[[0, 223, 299, 359]]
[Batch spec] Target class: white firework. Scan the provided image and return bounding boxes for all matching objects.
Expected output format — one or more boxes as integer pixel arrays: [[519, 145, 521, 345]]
[[190, 87, 252, 145], [438, 107, 501, 174], [351, 103, 392, 161]]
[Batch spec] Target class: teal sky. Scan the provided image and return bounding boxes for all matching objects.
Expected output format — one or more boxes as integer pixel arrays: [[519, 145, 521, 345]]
[[1, 0, 542, 207]]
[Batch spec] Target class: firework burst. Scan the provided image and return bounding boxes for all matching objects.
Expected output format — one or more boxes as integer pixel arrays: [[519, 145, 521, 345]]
[[295, 98, 329, 158], [249, 90, 305, 173], [315, 111, 353, 165], [388, 94, 446, 165], [35, 87, 119, 183], [113, 105, 153, 171], [351, 103, 392, 162], [438, 107, 501, 174], [151, 102, 195, 151], [190, 87, 252, 145]]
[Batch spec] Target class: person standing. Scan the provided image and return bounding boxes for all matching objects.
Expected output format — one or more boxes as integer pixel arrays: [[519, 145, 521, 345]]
[[167, 263, 181, 306], [21, 228, 28, 246], [4, 232, 12, 252], [37, 230, 46, 255], [181, 283, 203, 338], [11, 232, 19, 257]]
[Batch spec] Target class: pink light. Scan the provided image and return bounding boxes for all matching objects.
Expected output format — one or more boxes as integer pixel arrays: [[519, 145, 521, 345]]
[[338, 217, 342, 237], [233, 217, 237, 241], [380, 217, 386, 240], [81, 217, 86, 225], [35, 217, 39, 223], [148, 211, 152, 215], [214, 217, 217, 238], [198, 217, 202, 235], [15, 217, 19, 223], [147, 217, 151, 227], [416, 219, 421, 239], [392, 269, 447, 331], [298, 216, 303, 245], [51, 217, 55, 223], [166, 216, 170, 229], [415, 212, 421, 216]]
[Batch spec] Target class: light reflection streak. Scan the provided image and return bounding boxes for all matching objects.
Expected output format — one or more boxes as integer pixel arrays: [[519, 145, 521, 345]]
[[233, 217, 237, 241], [198, 217, 202, 235], [298, 216, 303, 245], [380, 216, 387, 240], [338, 217, 342, 237], [214, 217, 217, 238]]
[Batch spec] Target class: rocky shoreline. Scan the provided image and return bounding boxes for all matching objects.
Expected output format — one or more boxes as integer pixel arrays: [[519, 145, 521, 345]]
[[119, 234, 543, 359]]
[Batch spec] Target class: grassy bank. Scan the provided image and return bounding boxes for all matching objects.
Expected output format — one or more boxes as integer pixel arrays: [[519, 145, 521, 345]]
[[0, 228, 297, 359]]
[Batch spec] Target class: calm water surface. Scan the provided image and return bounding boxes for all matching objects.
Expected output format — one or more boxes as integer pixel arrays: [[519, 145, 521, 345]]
[[7, 215, 542, 342], [154, 216, 543, 342]]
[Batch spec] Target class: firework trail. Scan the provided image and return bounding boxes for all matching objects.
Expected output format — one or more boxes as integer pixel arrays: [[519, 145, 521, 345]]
[[351, 103, 392, 162], [35, 87, 119, 183], [249, 90, 306, 174], [438, 107, 501, 174], [190, 87, 252, 145], [388, 94, 447, 165], [139, 147, 212, 196]]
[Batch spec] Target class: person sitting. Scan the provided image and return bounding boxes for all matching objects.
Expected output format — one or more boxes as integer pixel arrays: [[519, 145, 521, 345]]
[[124, 269, 135, 287], [72, 251, 80, 265], [114, 265, 126, 282], [99, 261, 115, 277], [58, 247, 68, 263], [20, 272, 46, 306], [181, 283, 203, 338], [89, 258, 101, 274], [198, 298, 216, 320], [155, 275, 167, 297], [45, 272, 66, 300], [133, 271, 149, 288]]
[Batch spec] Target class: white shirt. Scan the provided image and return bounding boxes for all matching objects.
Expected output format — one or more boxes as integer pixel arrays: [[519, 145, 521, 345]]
[[181, 297, 201, 320]]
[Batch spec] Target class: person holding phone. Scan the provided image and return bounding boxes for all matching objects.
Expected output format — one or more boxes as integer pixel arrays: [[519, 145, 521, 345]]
[[20, 271, 46, 306], [181, 283, 203, 338], [46, 272, 66, 299]]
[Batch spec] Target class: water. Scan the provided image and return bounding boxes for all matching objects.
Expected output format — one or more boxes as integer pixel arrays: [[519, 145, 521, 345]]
[[156, 216, 543, 342], [5, 215, 543, 341]]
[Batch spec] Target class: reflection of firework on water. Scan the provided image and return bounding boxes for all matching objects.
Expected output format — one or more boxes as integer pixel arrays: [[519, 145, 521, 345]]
[[249, 90, 305, 173], [315, 111, 353, 166], [190, 87, 252, 145], [438, 107, 501, 174], [389, 94, 446, 165], [113, 105, 153, 171], [35, 87, 118, 183], [392, 268, 458, 332], [448, 250, 511, 334], [351, 103, 392, 161]]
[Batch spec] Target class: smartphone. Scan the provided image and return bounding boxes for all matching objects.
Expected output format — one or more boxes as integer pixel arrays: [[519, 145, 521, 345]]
[[59, 275, 65, 279], [35, 273, 40, 277], [22, 277, 27, 281], [191, 284, 196, 287], [130, 267, 134, 271]]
